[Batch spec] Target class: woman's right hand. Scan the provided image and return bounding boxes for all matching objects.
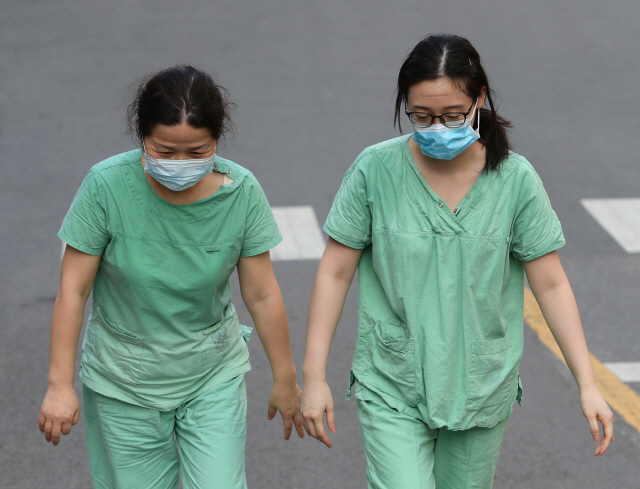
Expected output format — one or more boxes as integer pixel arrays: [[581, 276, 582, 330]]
[[39, 384, 80, 446], [300, 379, 336, 448]]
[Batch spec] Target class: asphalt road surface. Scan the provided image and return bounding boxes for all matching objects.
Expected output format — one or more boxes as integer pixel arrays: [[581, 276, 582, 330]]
[[2, 1, 640, 488]]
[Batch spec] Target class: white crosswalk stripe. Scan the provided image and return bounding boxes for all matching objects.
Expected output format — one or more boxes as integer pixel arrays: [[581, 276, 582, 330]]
[[270, 206, 325, 261], [604, 362, 640, 383], [581, 199, 640, 253]]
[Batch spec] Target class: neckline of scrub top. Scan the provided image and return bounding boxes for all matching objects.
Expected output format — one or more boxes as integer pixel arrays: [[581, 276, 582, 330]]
[[124, 149, 243, 222], [402, 135, 487, 224]]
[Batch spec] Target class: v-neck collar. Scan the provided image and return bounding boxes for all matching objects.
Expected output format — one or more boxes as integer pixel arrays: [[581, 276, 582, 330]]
[[402, 135, 486, 224]]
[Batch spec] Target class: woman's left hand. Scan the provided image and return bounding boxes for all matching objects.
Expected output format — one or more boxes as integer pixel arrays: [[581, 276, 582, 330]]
[[267, 380, 305, 440], [579, 383, 614, 456]]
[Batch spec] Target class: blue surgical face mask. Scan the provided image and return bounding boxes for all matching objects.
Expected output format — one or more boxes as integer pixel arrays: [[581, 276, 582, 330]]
[[411, 101, 480, 160], [142, 142, 216, 192]]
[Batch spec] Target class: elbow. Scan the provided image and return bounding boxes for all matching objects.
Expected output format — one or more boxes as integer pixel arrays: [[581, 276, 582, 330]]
[[57, 284, 92, 305], [318, 258, 357, 285], [531, 275, 570, 299], [241, 289, 279, 310]]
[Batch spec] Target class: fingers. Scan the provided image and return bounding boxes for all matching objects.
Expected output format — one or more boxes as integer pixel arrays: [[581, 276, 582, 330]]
[[51, 421, 63, 446], [61, 421, 72, 436], [42, 413, 77, 444], [44, 419, 53, 443], [283, 416, 293, 440], [326, 406, 337, 433], [312, 418, 332, 448], [595, 411, 614, 456], [301, 406, 333, 447], [587, 415, 600, 442], [267, 404, 277, 420], [72, 409, 80, 425], [303, 415, 316, 439], [293, 412, 305, 438]]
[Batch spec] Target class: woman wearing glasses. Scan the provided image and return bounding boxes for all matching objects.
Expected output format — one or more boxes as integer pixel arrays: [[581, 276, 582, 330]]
[[300, 34, 613, 488]]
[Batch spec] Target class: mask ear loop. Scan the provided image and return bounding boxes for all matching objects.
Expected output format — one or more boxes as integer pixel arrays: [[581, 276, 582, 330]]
[[469, 99, 480, 137], [468, 60, 482, 137]]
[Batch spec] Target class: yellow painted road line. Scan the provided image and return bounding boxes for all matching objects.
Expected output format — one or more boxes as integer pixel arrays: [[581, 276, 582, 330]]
[[524, 287, 640, 433]]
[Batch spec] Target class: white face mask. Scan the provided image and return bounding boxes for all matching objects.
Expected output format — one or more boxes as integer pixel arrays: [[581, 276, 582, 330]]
[[142, 142, 216, 191]]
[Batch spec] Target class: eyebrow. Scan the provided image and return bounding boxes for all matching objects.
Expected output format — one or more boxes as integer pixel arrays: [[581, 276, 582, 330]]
[[411, 104, 467, 112], [154, 143, 209, 150]]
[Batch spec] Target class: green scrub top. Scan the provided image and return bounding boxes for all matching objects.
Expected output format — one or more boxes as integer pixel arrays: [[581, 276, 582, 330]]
[[59, 149, 282, 411], [324, 135, 565, 430]]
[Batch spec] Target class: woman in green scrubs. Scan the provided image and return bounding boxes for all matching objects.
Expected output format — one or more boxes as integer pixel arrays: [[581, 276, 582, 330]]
[[300, 35, 614, 488], [39, 66, 303, 489]]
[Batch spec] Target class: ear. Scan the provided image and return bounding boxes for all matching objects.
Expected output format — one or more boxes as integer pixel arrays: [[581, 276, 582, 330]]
[[477, 86, 488, 110]]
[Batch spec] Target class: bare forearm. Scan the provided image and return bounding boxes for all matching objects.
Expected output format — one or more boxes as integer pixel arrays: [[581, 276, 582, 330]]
[[48, 290, 87, 387], [532, 281, 596, 389], [246, 293, 297, 383], [302, 270, 352, 381]]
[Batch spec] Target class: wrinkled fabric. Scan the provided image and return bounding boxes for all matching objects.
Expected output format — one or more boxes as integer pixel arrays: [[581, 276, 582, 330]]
[[325, 135, 564, 430], [83, 375, 248, 489], [59, 149, 281, 410], [356, 381, 508, 489]]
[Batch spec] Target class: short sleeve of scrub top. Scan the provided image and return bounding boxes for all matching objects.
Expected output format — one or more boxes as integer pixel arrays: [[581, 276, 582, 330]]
[[240, 177, 283, 257], [510, 162, 565, 261], [59, 169, 109, 256], [323, 153, 373, 249]]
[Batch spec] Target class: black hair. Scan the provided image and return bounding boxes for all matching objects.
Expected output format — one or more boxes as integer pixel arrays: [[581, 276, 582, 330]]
[[394, 34, 512, 172], [126, 65, 235, 144]]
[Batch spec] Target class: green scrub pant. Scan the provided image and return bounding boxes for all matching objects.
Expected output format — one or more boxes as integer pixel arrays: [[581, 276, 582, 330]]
[[356, 382, 508, 489], [82, 375, 247, 489]]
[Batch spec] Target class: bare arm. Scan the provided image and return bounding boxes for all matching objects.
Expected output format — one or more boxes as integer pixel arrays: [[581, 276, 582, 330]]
[[301, 237, 362, 447], [524, 251, 613, 456], [39, 245, 101, 445], [237, 251, 303, 440]]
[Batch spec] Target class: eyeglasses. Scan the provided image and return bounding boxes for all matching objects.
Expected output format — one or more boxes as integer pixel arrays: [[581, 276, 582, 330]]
[[405, 99, 477, 129]]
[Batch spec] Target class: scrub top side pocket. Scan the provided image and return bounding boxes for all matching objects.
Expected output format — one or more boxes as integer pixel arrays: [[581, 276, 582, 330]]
[[200, 306, 247, 372], [466, 336, 518, 412], [82, 308, 146, 386], [367, 316, 419, 407]]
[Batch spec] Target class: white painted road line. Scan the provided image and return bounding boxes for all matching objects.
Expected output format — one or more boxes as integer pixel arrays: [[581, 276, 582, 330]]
[[270, 206, 325, 261], [581, 199, 640, 253], [604, 362, 640, 383]]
